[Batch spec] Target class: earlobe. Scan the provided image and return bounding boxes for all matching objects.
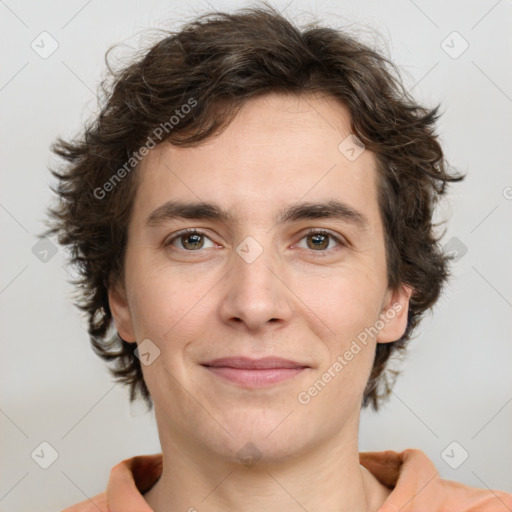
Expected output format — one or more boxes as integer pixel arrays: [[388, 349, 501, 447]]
[[108, 282, 136, 343], [376, 284, 413, 344]]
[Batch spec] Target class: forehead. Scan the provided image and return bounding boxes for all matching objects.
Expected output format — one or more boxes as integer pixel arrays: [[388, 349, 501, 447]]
[[132, 92, 382, 234]]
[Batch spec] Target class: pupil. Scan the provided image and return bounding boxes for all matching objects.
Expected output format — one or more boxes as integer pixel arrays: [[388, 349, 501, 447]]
[[310, 234, 327, 249], [184, 234, 202, 249]]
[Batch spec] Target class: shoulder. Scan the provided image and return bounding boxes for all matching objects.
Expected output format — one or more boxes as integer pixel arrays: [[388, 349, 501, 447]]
[[361, 448, 512, 512], [59, 454, 162, 512], [435, 473, 512, 512], [60, 492, 108, 512], [402, 448, 512, 512]]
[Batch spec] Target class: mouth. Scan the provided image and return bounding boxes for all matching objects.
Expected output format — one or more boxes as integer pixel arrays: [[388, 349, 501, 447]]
[[200, 357, 310, 388]]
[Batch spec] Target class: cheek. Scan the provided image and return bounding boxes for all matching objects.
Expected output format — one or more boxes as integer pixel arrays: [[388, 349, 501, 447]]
[[126, 268, 210, 398], [125, 247, 212, 341], [294, 270, 384, 404], [297, 266, 384, 343]]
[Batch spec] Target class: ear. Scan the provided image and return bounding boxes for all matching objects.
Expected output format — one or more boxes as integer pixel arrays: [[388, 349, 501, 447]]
[[108, 281, 136, 343], [376, 284, 413, 344]]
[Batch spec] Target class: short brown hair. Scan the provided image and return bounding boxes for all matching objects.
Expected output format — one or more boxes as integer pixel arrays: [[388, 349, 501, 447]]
[[46, 3, 464, 411]]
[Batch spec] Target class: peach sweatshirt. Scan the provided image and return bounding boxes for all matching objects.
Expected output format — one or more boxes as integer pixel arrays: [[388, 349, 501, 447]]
[[62, 449, 512, 512]]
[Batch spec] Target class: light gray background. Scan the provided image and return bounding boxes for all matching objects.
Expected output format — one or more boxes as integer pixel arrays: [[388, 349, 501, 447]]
[[1, 0, 511, 510]]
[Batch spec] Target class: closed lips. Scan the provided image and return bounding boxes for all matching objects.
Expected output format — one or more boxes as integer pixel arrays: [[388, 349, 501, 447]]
[[201, 357, 309, 370]]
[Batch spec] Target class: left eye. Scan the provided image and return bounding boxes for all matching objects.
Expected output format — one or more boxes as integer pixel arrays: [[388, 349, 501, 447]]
[[297, 231, 344, 251]]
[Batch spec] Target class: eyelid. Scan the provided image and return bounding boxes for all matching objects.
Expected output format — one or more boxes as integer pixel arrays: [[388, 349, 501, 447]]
[[163, 227, 215, 248], [294, 228, 348, 251]]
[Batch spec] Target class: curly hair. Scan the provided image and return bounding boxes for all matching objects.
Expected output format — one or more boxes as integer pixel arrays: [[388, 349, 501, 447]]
[[45, 3, 464, 411]]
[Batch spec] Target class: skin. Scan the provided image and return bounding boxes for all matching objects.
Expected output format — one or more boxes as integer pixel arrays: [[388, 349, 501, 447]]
[[109, 92, 413, 512]]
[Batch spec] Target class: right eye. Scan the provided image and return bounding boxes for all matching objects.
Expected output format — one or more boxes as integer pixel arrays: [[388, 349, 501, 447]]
[[164, 229, 217, 251]]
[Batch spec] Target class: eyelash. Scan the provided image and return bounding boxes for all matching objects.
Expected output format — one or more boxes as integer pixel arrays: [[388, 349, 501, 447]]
[[164, 228, 347, 256]]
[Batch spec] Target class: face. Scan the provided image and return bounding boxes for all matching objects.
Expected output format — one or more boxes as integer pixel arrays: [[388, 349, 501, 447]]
[[109, 92, 412, 464]]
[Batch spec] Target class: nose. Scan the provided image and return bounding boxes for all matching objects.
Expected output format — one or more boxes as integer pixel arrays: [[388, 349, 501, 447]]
[[218, 241, 294, 332]]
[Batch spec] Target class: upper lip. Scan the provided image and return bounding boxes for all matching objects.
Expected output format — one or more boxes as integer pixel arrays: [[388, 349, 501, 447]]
[[201, 357, 309, 370]]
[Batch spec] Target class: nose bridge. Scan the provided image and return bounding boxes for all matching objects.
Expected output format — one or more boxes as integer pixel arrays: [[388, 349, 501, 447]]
[[234, 235, 276, 288], [219, 233, 292, 328]]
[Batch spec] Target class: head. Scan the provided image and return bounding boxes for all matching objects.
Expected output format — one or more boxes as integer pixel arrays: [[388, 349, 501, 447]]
[[47, 4, 463, 459]]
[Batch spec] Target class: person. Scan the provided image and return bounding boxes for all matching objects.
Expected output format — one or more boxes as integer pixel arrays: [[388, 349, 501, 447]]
[[46, 3, 512, 512]]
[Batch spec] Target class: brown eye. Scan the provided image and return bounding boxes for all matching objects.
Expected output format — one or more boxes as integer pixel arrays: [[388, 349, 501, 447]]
[[165, 229, 215, 251], [180, 233, 204, 250], [307, 232, 330, 250], [297, 230, 346, 254]]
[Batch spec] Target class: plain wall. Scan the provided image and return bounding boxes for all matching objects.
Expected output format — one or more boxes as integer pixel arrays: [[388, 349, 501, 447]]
[[1, 0, 511, 510]]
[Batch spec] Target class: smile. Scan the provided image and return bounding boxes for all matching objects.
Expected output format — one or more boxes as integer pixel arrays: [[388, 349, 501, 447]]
[[201, 366, 308, 387]]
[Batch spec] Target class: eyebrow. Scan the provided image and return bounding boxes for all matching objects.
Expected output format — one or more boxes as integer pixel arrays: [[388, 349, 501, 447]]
[[146, 199, 369, 231]]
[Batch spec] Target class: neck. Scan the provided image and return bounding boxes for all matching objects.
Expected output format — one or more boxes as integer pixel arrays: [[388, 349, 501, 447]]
[[144, 410, 391, 512]]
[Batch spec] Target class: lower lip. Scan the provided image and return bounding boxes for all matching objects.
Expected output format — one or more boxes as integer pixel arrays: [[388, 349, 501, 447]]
[[203, 366, 307, 387]]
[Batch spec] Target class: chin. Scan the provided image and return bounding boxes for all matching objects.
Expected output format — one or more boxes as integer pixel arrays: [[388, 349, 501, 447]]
[[199, 418, 315, 467]]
